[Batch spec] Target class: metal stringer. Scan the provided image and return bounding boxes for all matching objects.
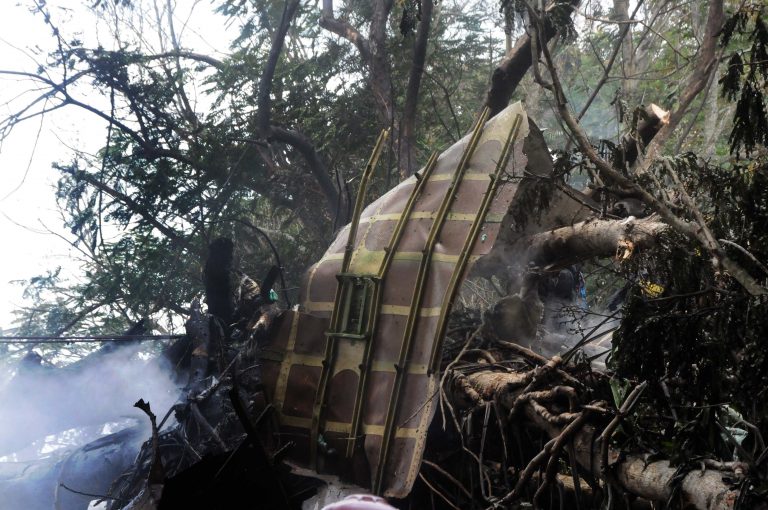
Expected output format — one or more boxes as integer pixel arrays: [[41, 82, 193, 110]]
[[373, 107, 491, 494], [428, 112, 523, 373], [344, 151, 440, 458], [310, 128, 389, 468]]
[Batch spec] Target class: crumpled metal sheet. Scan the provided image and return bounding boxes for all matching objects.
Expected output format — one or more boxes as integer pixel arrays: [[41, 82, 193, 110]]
[[259, 102, 530, 497]]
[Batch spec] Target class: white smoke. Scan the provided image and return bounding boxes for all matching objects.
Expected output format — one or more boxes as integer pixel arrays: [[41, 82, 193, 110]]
[[0, 342, 180, 460]]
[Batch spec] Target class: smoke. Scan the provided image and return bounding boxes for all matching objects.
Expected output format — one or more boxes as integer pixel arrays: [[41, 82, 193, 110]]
[[0, 342, 180, 459], [458, 270, 619, 368], [538, 301, 619, 368]]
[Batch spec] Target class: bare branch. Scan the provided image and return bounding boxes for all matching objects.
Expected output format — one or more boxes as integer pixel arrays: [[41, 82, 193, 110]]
[[576, 0, 646, 120], [140, 50, 224, 69]]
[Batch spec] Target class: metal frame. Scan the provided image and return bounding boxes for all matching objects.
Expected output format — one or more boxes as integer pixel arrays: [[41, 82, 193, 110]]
[[428, 113, 523, 373], [344, 151, 440, 458], [333, 273, 378, 340], [301, 108, 524, 492], [310, 128, 389, 467], [373, 107, 491, 494]]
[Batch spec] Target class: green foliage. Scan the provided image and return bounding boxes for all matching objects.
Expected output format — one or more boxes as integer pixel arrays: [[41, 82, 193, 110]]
[[720, 2, 768, 155], [7, 0, 768, 503], [611, 158, 768, 467], [9, 0, 507, 338]]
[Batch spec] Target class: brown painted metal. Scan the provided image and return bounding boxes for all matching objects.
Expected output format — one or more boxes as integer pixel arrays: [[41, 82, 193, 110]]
[[310, 128, 389, 467], [372, 107, 490, 494], [258, 103, 530, 497], [346, 151, 440, 459], [427, 112, 523, 373]]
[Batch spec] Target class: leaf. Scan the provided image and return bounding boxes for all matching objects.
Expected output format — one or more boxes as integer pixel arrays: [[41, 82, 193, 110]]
[[609, 378, 630, 409]]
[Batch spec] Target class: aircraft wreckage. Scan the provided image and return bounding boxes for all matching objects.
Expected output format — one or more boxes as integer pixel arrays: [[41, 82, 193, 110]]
[[0, 103, 743, 509], [260, 102, 531, 498]]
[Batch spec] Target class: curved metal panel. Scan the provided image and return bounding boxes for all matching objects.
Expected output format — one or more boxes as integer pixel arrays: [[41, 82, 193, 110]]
[[260, 102, 530, 497]]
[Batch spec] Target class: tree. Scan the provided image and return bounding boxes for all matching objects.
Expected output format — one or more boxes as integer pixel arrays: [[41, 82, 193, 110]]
[[2, 0, 504, 335]]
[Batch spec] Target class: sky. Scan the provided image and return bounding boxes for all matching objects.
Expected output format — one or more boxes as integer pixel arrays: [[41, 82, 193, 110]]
[[0, 4, 86, 330], [0, 1, 233, 330]]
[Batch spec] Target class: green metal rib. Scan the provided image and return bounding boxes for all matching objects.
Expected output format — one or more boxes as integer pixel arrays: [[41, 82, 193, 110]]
[[373, 107, 490, 495], [310, 128, 389, 468], [345, 151, 440, 458], [428, 113, 523, 373]]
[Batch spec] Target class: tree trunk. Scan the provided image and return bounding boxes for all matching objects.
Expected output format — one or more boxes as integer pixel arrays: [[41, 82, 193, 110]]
[[571, 424, 739, 510], [484, 0, 580, 118], [523, 216, 668, 267], [613, 0, 637, 94], [257, 0, 344, 223], [399, 0, 434, 178], [369, 0, 395, 127], [449, 368, 741, 510]]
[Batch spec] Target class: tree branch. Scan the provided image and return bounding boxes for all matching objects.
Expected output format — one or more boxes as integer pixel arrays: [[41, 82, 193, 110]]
[[484, 0, 579, 118], [319, 0, 371, 63], [255, 0, 342, 221], [576, 0, 645, 120], [531, 0, 764, 294], [257, 0, 301, 134], [61, 167, 196, 254], [450, 370, 740, 509], [270, 126, 342, 218], [523, 216, 668, 267]]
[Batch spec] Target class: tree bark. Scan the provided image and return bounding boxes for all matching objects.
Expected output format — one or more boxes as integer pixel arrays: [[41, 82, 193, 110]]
[[256, 0, 343, 222], [570, 425, 739, 510], [484, 0, 579, 118], [368, 0, 396, 126], [319, 0, 394, 128], [522, 216, 668, 267], [613, 0, 637, 94], [620, 103, 670, 170], [399, 0, 434, 178], [450, 369, 740, 510]]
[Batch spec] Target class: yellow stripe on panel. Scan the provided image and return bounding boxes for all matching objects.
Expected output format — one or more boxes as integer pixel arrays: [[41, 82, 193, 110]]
[[279, 415, 420, 439], [306, 302, 443, 317]]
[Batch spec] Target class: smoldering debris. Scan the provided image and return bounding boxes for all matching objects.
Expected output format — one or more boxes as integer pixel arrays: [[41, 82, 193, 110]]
[[0, 425, 145, 510], [0, 338, 180, 510], [0, 342, 179, 459]]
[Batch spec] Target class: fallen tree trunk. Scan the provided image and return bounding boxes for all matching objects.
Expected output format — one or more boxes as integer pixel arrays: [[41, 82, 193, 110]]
[[618, 455, 737, 509], [522, 216, 668, 267], [570, 425, 739, 510], [446, 360, 741, 510]]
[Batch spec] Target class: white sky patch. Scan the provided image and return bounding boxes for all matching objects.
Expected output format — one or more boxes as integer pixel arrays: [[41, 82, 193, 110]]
[[0, 5, 84, 329]]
